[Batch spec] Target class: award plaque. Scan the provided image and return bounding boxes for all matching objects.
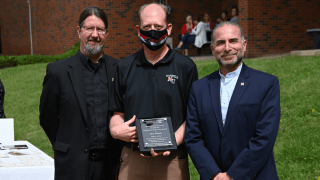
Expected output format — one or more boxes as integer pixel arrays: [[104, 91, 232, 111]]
[[135, 117, 177, 153]]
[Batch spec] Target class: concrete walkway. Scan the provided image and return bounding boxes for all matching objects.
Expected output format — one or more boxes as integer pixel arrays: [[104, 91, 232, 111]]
[[189, 55, 215, 61], [189, 49, 320, 61], [291, 49, 320, 56]]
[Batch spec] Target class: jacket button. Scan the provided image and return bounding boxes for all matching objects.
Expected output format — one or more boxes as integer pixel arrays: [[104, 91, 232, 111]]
[[84, 149, 88, 153]]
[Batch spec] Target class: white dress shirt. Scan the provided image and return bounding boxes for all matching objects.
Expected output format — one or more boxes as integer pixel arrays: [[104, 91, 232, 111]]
[[219, 62, 243, 126]]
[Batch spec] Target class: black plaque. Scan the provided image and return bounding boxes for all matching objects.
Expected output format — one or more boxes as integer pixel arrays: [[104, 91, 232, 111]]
[[136, 117, 177, 153]]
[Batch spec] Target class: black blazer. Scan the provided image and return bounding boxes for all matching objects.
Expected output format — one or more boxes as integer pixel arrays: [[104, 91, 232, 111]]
[[0, 79, 5, 118], [39, 52, 122, 180]]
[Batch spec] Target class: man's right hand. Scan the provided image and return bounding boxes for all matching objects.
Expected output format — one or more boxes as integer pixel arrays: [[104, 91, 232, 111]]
[[212, 172, 232, 180], [110, 115, 138, 142]]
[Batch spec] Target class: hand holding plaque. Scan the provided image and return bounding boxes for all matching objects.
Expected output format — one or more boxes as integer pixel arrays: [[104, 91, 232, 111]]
[[135, 117, 177, 153]]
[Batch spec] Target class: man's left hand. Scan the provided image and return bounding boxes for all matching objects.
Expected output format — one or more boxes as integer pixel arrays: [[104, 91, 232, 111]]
[[140, 148, 170, 157]]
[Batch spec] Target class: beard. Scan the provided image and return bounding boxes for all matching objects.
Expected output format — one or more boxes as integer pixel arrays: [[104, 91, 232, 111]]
[[216, 47, 244, 67], [83, 40, 102, 55]]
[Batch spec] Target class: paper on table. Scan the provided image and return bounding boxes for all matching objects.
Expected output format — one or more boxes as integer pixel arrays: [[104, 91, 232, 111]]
[[0, 153, 9, 158], [2, 162, 27, 167], [24, 160, 53, 166], [6, 150, 40, 156], [0, 155, 53, 167], [0, 141, 54, 180], [18, 156, 44, 162]]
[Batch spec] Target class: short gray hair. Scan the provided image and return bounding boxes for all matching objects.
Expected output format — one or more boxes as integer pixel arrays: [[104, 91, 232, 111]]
[[211, 21, 245, 47], [186, 15, 192, 22], [139, 2, 168, 25]]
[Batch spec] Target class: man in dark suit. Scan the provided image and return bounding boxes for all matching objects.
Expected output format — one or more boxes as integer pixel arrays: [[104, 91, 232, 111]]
[[40, 7, 122, 180], [184, 21, 280, 180]]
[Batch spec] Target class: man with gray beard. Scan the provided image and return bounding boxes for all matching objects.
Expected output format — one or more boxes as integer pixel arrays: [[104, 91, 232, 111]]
[[40, 7, 122, 180], [185, 21, 280, 180]]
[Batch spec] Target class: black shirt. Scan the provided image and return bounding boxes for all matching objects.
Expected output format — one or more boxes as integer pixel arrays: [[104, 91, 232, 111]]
[[0, 79, 5, 118], [79, 52, 109, 150], [110, 46, 198, 134]]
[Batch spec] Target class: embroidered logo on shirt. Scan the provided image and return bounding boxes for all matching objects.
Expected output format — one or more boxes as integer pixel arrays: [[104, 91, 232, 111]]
[[166, 75, 178, 84]]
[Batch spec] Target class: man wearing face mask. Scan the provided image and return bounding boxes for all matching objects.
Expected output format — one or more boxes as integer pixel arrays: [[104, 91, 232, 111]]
[[40, 7, 122, 180], [109, 2, 198, 180]]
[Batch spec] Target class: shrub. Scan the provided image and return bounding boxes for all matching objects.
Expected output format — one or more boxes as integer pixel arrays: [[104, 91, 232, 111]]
[[0, 42, 80, 69]]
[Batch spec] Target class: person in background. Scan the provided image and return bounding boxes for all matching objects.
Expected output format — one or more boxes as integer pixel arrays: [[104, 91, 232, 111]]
[[203, 12, 215, 30], [230, 5, 239, 24], [178, 15, 195, 55], [174, 16, 207, 56], [192, 16, 208, 56], [216, 10, 230, 25], [0, 79, 5, 118], [174, 16, 200, 56], [179, 15, 195, 41]]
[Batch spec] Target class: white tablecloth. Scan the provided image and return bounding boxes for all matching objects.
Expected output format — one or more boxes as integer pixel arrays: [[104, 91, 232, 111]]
[[0, 141, 54, 180]]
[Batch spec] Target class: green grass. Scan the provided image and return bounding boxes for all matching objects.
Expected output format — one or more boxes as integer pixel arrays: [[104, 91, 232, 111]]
[[0, 56, 319, 179], [0, 63, 52, 156]]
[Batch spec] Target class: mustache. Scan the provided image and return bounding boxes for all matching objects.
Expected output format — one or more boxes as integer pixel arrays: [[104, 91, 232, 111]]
[[221, 53, 237, 57], [86, 39, 101, 43]]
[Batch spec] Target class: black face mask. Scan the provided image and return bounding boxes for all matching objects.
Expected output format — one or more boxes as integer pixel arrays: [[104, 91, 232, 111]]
[[139, 29, 169, 51]]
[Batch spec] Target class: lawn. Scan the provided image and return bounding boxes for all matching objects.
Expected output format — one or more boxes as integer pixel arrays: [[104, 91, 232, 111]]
[[0, 56, 319, 179]]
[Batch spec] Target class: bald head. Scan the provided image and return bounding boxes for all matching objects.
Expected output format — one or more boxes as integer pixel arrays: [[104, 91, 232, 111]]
[[139, 3, 168, 26], [136, 2, 172, 42]]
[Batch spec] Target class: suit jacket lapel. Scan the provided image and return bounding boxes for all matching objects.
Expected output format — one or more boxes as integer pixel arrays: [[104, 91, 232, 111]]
[[68, 52, 88, 124], [208, 71, 223, 134], [222, 64, 250, 136]]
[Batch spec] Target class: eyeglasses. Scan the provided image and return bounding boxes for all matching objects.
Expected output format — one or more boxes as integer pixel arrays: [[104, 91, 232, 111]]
[[82, 26, 107, 34]]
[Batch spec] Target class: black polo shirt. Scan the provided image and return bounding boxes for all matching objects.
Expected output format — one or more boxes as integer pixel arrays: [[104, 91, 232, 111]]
[[79, 52, 109, 151], [110, 46, 198, 134]]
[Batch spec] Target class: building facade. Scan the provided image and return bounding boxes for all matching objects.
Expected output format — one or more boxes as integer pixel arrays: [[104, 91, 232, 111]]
[[0, 0, 318, 59], [239, 0, 319, 57]]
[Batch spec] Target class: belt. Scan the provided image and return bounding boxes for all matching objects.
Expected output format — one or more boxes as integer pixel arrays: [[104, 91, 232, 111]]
[[124, 142, 188, 154], [88, 151, 107, 161], [124, 142, 140, 151], [124, 142, 189, 159]]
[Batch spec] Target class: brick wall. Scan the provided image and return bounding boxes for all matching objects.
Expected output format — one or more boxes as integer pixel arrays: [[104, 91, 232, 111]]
[[0, 0, 31, 55], [164, 0, 223, 56], [29, 0, 104, 55], [0, 0, 228, 58], [4, 0, 317, 59], [239, 0, 320, 58], [221, 0, 239, 19], [100, 0, 150, 59]]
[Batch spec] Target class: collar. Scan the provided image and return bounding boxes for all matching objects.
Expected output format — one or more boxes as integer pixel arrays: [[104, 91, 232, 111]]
[[79, 51, 105, 68], [136, 44, 174, 66], [219, 62, 243, 79]]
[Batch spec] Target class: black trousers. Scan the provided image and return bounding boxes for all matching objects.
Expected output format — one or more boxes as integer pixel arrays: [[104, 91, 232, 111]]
[[86, 159, 109, 180]]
